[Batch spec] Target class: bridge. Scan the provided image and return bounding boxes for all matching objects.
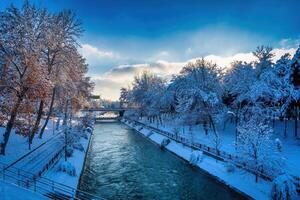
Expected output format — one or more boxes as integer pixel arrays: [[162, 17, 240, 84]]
[[81, 107, 136, 119], [82, 107, 132, 112]]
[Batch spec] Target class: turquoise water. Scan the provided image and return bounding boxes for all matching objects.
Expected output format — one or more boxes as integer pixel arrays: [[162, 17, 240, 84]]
[[78, 122, 245, 200]]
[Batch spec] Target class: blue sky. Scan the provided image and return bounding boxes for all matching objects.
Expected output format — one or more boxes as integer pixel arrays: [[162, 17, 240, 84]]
[[1, 0, 300, 99]]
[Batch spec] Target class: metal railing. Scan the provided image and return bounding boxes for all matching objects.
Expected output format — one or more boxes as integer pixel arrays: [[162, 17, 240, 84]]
[[124, 118, 300, 191], [0, 161, 103, 199]]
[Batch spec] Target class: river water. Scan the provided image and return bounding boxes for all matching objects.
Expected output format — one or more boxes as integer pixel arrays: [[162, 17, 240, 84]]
[[78, 122, 245, 200]]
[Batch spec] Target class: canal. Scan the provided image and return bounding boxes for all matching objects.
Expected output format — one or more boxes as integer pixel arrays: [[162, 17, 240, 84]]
[[78, 122, 245, 200]]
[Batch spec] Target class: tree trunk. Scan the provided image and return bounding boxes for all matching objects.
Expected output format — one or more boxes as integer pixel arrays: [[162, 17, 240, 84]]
[[208, 115, 217, 137], [284, 118, 287, 137], [63, 100, 69, 162], [29, 100, 44, 149], [295, 117, 298, 137], [56, 117, 60, 130], [1, 94, 24, 155], [39, 87, 56, 139]]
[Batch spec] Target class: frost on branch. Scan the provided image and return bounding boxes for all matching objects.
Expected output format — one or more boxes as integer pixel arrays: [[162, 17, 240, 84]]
[[237, 114, 285, 182], [271, 174, 298, 200]]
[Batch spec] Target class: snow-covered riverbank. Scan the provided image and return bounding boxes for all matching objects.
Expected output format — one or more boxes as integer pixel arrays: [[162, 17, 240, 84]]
[[44, 123, 94, 192], [0, 180, 48, 200], [0, 119, 95, 199], [122, 118, 272, 199]]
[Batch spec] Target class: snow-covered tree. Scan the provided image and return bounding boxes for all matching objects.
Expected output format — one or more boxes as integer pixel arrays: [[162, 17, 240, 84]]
[[252, 45, 274, 78], [0, 1, 92, 154], [237, 110, 285, 182], [271, 174, 298, 200], [171, 59, 224, 136], [223, 61, 256, 144], [289, 47, 300, 137], [0, 2, 52, 154], [130, 71, 166, 120]]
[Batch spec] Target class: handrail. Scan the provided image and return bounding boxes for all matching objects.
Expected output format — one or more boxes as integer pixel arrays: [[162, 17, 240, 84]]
[[124, 118, 300, 191]]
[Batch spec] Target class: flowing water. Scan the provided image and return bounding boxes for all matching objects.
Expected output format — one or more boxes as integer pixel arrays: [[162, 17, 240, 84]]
[[78, 122, 245, 200]]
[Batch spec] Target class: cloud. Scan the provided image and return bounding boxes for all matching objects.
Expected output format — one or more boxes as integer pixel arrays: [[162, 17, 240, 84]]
[[81, 44, 118, 58], [79, 44, 124, 74], [91, 47, 296, 100], [279, 37, 300, 49]]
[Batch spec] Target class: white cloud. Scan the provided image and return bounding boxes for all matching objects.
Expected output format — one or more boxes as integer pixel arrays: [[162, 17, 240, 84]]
[[79, 44, 121, 71], [91, 47, 296, 100], [279, 37, 300, 49], [80, 44, 118, 59]]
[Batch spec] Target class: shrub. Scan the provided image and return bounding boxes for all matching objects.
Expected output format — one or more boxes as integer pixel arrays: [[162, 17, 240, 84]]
[[226, 163, 235, 173], [73, 142, 84, 152], [65, 146, 74, 157], [271, 174, 297, 200], [59, 161, 76, 176], [189, 151, 203, 166]]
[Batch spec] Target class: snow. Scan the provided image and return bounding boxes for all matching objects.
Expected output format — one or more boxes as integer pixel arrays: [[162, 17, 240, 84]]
[[139, 117, 300, 178], [44, 125, 92, 190], [271, 174, 298, 200], [189, 150, 203, 166], [59, 161, 76, 176], [123, 119, 275, 199], [0, 180, 47, 200], [0, 119, 61, 166]]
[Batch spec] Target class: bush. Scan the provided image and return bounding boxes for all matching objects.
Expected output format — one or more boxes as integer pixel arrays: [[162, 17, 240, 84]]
[[81, 132, 88, 139], [271, 174, 297, 200], [189, 151, 203, 166], [226, 163, 235, 173], [73, 142, 84, 152], [85, 126, 93, 133], [65, 146, 74, 157], [59, 161, 76, 176], [160, 138, 171, 148], [146, 131, 154, 137]]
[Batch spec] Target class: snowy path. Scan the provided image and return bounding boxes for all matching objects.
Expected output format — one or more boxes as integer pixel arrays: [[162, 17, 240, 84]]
[[140, 117, 300, 177], [0, 119, 60, 166], [11, 132, 64, 175]]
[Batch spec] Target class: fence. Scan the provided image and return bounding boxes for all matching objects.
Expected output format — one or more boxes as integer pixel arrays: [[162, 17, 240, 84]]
[[124, 117, 300, 192], [0, 161, 102, 199]]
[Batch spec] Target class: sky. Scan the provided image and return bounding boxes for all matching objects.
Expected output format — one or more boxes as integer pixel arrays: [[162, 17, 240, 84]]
[[1, 0, 300, 100]]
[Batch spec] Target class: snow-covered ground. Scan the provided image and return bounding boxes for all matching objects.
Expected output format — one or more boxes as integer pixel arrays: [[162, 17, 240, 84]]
[[139, 117, 300, 177], [122, 119, 297, 200], [0, 180, 47, 200], [0, 119, 61, 166], [0, 118, 94, 198]]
